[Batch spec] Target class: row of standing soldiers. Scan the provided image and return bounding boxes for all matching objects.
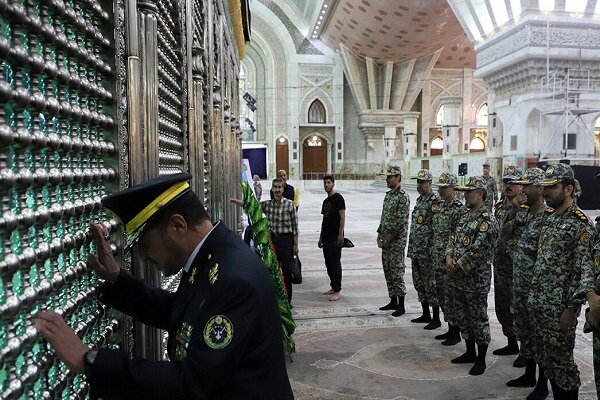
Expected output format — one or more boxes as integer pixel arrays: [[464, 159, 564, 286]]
[[376, 163, 600, 400]]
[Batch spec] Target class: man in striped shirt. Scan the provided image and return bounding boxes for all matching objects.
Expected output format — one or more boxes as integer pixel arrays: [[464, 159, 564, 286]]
[[261, 178, 299, 302]]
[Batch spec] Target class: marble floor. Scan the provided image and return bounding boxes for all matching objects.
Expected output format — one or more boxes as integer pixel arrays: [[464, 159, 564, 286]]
[[285, 183, 598, 400]]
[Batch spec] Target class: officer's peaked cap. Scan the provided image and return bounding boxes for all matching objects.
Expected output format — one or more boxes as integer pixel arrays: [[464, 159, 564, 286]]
[[101, 173, 193, 249]]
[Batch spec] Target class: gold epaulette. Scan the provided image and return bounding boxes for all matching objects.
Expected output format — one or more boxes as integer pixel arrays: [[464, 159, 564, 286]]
[[574, 209, 588, 222], [545, 207, 555, 214], [520, 204, 529, 209]]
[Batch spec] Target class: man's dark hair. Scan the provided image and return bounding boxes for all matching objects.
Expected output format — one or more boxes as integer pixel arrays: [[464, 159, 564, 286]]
[[560, 178, 576, 197], [272, 177, 284, 186], [150, 191, 210, 229], [323, 174, 335, 183]]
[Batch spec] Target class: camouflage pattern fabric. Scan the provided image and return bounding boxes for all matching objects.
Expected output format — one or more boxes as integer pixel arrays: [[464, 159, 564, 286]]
[[377, 186, 410, 297], [446, 205, 498, 345], [528, 204, 595, 391], [482, 175, 498, 213], [432, 195, 464, 324], [408, 191, 440, 304], [493, 198, 517, 337], [511, 203, 550, 360], [592, 216, 600, 397]]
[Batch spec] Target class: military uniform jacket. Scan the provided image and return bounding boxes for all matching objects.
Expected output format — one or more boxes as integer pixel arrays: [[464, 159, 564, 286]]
[[594, 217, 600, 289], [431, 196, 464, 266], [377, 186, 410, 242], [89, 222, 294, 400], [482, 175, 498, 208], [407, 191, 439, 260], [446, 206, 498, 293], [529, 204, 595, 311], [494, 198, 517, 257], [512, 204, 550, 283]]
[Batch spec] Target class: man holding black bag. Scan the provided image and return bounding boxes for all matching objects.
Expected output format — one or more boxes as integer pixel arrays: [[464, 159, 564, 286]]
[[318, 175, 346, 301]]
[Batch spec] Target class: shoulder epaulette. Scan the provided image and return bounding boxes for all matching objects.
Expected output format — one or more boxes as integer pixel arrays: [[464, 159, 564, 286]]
[[574, 209, 588, 222], [545, 207, 555, 213]]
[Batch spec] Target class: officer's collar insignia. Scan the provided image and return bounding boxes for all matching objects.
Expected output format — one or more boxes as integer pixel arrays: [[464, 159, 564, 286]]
[[175, 322, 193, 360], [432, 203, 439, 211], [188, 267, 198, 284], [463, 236, 471, 246], [545, 207, 555, 213], [546, 165, 555, 175], [207, 253, 212, 260], [204, 315, 233, 349], [208, 263, 219, 285], [574, 210, 588, 221], [479, 221, 490, 232], [417, 215, 424, 224], [594, 257, 600, 268], [482, 212, 489, 218]]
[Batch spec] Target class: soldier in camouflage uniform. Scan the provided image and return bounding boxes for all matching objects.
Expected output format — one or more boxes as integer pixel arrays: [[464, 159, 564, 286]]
[[432, 172, 464, 346], [482, 161, 498, 213], [408, 169, 441, 328], [584, 173, 600, 399], [446, 176, 498, 376], [492, 165, 523, 361], [528, 163, 595, 398], [504, 168, 550, 398], [377, 166, 411, 317]]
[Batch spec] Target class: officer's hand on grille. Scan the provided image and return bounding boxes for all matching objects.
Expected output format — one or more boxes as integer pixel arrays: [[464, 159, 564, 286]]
[[87, 222, 121, 283], [35, 311, 88, 374], [559, 308, 577, 334]]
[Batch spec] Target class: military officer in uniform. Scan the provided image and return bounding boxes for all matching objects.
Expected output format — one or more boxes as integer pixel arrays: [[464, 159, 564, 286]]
[[482, 161, 498, 213], [528, 163, 595, 399], [432, 172, 464, 345], [446, 176, 498, 376], [493, 165, 524, 363], [408, 169, 441, 328], [377, 165, 411, 317], [505, 168, 550, 399], [36, 173, 294, 399]]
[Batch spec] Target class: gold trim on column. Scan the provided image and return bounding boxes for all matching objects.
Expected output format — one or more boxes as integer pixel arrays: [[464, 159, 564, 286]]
[[228, 0, 247, 58]]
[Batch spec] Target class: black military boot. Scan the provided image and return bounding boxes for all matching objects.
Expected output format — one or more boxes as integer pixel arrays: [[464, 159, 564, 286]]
[[435, 324, 452, 340], [424, 306, 442, 330], [506, 359, 536, 387], [379, 296, 398, 311], [441, 325, 462, 346], [513, 351, 526, 368], [391, 296, 406, 317], [526, 365, 549, 400], [493, 335, 519, 355], [411, 302, 431, 323], [469, 343, 488, 375], [451, 339, 476, 364]]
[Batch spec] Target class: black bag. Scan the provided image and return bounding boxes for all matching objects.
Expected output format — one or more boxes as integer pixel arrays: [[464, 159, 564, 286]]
[[290, 256, 302, 284], [343, 238, 354, 248]]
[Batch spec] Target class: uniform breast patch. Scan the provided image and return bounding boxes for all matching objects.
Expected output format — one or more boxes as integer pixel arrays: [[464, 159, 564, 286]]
[[463, 235, 471, 246], [479, 221, 490, 232], [204, 315, 233, 349]]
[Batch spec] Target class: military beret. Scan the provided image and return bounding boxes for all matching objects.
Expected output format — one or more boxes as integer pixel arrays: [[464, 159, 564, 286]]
[[502, 165, 523, 181], [437, 172, 458, 187], [513, 167, 545, 185], [413, 169, 433, 181], [102, 173, 193, 249], [456, 176, 487, 192], [380, 165, 402, 177], [540, 163, 575, 186]]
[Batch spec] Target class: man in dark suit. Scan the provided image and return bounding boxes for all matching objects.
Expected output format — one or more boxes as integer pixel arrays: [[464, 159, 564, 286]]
[[35, 173, 294, 399]]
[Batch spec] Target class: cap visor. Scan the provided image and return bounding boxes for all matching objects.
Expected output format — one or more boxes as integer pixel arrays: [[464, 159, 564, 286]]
[[455, 185, 470, 191], [511, 179, 533, 185], [540, 179, 561, 186]]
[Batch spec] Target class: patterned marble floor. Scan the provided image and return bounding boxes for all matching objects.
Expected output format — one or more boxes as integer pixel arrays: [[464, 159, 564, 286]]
[[285, 182, 598, 400]]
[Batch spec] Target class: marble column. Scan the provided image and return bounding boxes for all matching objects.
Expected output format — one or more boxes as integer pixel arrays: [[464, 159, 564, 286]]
[[441, 97, 462, 172], [403, 112, 419, 178], [362, 127, 385, 173]]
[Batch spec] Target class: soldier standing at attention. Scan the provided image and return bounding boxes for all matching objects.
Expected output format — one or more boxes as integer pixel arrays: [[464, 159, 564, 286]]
[[505, 168, 550, 399], [493, 165, 524, 364], [528, 163, 595, 399], [446, 176, 498, 376], [377, 166, 411, 317], [482, 161, 498, 213], [585, 182, 600, 398], [407, 169, 441, 328], [432, 172, 464, 346]]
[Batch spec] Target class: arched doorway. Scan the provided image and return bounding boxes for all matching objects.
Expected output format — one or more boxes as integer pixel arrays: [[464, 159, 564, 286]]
[[430, 136, 443, 156], [276, 136, 289, 176], [303, 135, 327, 180]]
